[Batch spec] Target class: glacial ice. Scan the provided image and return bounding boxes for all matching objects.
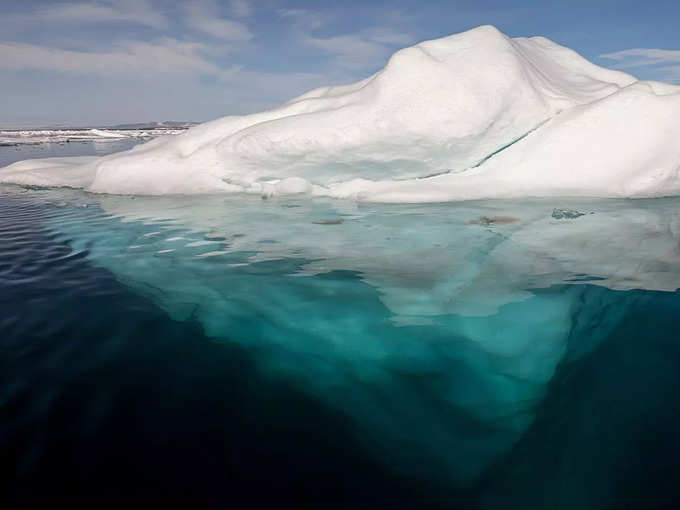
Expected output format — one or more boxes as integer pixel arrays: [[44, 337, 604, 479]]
[[2, 25, 679, 200]]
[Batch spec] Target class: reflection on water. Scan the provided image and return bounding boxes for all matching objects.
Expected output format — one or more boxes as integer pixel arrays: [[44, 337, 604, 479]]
[[2, 143, 680, 509]]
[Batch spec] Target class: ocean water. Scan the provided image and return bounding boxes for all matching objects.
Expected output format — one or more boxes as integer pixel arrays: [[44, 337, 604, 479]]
[[2, 142, 680, 509]]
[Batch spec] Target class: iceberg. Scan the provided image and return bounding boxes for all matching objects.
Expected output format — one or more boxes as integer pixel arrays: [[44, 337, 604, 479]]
[[2, 25, 679, 200]]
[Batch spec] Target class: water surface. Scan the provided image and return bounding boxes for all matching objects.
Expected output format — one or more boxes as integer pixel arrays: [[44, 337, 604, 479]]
[[2, 142, 680, 509]]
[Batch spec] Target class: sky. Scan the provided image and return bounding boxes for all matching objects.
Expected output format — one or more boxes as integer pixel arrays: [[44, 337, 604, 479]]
[[0, 0, 679, 127]]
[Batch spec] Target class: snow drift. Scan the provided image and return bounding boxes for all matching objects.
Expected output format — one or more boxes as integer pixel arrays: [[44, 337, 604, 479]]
[[2, 25, 679, 200]]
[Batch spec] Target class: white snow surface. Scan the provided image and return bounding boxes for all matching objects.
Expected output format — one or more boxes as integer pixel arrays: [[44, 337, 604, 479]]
[[2, 25, 679, 200]]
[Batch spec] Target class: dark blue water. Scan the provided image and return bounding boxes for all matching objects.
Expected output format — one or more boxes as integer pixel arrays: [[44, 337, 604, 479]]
[[2, 143, 680, 509], [0, 194, 444, 509]]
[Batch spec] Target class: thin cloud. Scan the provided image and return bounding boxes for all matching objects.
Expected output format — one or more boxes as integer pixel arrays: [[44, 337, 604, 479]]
[[304, 28, 417, 70], [600, 48, 680, 67], [656, 66, 680, 82], [279, 6, 418, 71], [5, 0, 168, 30], [600, 48, 680, 82], [0, 39, 231, 77], [278, 8, 327, 30], [185, 0, 253, 41], [229, 0, 252, 18], [0, 37, 328, 104]]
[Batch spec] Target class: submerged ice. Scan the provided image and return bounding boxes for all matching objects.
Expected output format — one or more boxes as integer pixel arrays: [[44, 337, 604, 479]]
[[2, 25, 680, 200], [23, 188, 679, 484]]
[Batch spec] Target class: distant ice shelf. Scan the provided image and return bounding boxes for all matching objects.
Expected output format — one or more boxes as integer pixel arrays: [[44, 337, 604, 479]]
[[0, 127, 190, 147]]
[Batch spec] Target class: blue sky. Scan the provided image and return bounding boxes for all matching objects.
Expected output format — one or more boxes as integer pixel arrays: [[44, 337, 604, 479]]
[[1, 0, 678, 127]]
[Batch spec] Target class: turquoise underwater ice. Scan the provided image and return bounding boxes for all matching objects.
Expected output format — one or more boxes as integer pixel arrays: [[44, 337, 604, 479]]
[[31, 190, 680, 486]]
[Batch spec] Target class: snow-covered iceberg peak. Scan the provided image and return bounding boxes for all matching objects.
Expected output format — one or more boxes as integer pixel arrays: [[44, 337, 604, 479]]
[[2, 25, 679, 200]]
